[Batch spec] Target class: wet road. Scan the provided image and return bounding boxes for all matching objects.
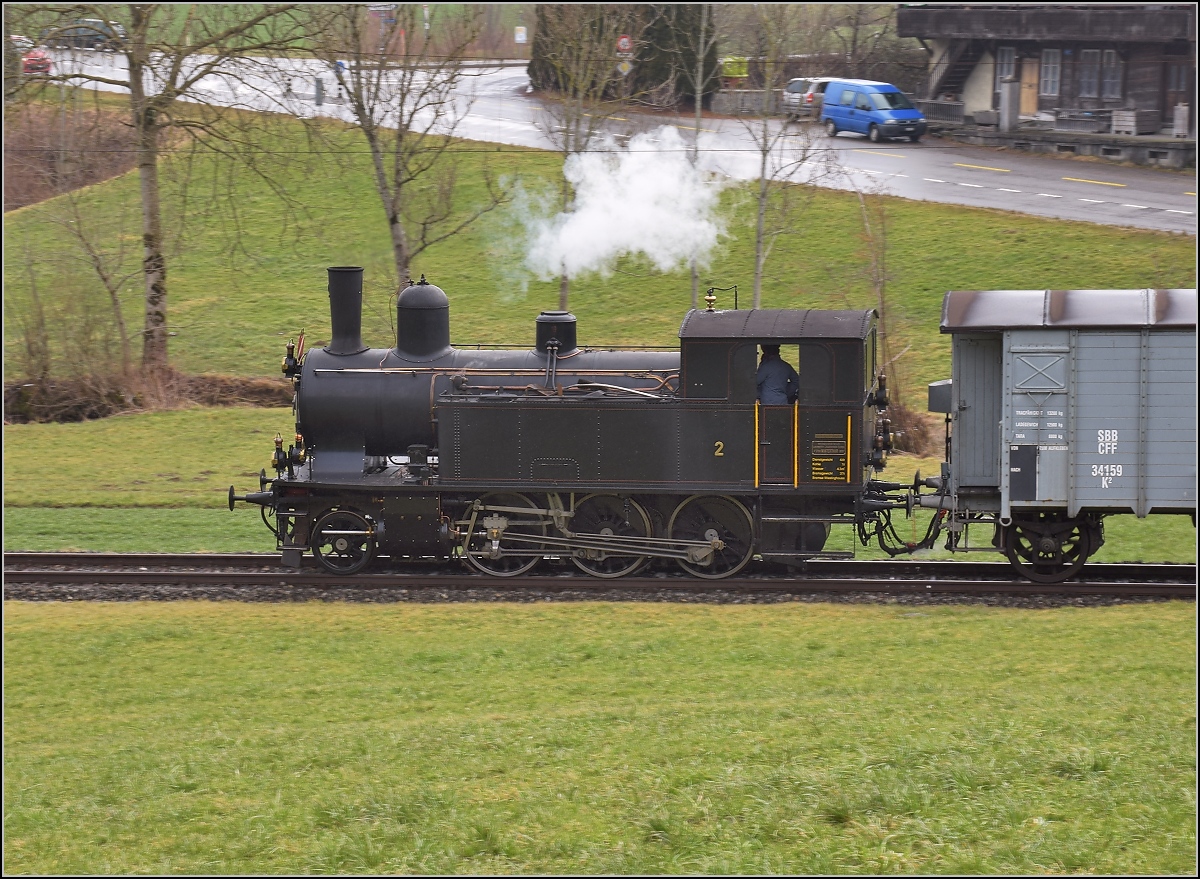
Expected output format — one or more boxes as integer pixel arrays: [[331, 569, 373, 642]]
[[48, 51, 1197, 234]]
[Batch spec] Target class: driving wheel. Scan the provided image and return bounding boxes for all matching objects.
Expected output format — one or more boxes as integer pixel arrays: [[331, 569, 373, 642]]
[[825, 119, 838, 137], [312, 509, 375, 575], [668, 495, 755, 579], [462, 493, 547, 577], [1004, 513, 1091, 584], [571, 494, 652, 579]]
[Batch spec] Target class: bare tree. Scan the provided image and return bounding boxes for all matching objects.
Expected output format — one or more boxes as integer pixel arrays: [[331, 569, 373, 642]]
[[735, 4, 840, 307], [665, 3, 721, 308], [51, 187, 142, 375], [824, 3, 925, 89], [529, 4, 655, 310], [297, 4, 509, 291], [27, 3, 305, 377]]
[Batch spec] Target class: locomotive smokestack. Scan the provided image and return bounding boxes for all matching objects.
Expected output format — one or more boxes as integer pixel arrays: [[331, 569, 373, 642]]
[[325, 266, 368, 355]]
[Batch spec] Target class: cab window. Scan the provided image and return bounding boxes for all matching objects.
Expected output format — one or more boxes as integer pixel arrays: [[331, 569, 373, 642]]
[[753, 343, 800, 406]]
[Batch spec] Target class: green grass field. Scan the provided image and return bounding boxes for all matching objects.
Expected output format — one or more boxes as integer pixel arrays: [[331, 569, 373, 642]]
[[4, 118, 1195, 403], [4, 600, 1195, 874], [3, 108, 1196, 875]]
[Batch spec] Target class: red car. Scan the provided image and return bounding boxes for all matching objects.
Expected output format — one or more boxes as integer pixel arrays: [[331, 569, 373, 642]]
[[22, 48, 52, 75]]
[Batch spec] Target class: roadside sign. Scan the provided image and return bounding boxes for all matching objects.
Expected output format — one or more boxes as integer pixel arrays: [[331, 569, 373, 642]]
[[722, 56, 748, 79], [515, 26, 527, 44], [616, 60, 632, 77], [616, 34, 632, 54]]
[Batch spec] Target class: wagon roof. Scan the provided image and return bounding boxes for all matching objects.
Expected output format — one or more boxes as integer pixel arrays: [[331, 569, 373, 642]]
[[678, 308, 876, 341], [941, 289, 1197, 332]]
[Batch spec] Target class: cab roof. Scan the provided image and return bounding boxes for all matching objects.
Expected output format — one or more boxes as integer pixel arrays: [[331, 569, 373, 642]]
[[679, 308, 876, 341], [940, 289, 1197, 332]]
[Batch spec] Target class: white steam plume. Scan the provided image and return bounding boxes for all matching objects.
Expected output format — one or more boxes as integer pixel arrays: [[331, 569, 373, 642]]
[[523, 126, 728, 281]]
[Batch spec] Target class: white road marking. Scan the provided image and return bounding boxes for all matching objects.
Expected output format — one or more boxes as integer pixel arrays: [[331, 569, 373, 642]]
[[1121, 204, 1149, 209], [924, 178, 945, 183], [997, 188, 1021, 193], [1165, 209, 1194, 214], [958, 182, 983, 188], [1037, 193, 1062, 198], [1079, 198, 1105, 203]]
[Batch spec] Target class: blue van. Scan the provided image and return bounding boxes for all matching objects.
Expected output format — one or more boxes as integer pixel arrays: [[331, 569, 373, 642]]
[[820, 80, 927, 143]]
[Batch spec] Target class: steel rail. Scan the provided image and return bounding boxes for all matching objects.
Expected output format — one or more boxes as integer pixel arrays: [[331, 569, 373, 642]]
[[4, 552, 1196, 585], [4, 556, 1195, 599]]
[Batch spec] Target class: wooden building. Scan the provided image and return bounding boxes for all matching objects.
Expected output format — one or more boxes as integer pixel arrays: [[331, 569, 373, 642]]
[[897, 4, 1195, 131]]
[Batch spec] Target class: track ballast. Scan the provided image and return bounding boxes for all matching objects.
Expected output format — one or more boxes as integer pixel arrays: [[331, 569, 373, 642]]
[[4, 553, 1194, 607]]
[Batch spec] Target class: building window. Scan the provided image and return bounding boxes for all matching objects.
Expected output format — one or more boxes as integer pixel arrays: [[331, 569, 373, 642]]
[[1101, 50, 1123, 99], [995, 46, 1016, 91], [1168, 64, 1181, 92], [1079, 49, 1100, 98], [1168, 62, 1192, 93], [1040, 49, 1061, 96]]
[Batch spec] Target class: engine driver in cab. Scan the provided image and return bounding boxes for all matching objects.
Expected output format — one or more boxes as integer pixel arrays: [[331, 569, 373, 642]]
[[756, 344, 798, 405]]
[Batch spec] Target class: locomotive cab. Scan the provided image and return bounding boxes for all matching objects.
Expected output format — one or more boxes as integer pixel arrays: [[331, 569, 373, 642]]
[[676, 307, 894, 560], [678, 307, 886, 491]]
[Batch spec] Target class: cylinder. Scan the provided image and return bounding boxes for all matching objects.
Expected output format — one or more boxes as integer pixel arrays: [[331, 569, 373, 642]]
[[396, 278, 452, 361], [535, 311, 578, 353], [325, 266, 367, 355]]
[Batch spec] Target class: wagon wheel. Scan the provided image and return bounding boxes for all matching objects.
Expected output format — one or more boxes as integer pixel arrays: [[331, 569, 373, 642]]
[[1004, 514, 1091, 584], [311, 509, 375, 575], [571, 495, 653, 579], [461, 493, 547, 577], [668, 495, 755, 579]]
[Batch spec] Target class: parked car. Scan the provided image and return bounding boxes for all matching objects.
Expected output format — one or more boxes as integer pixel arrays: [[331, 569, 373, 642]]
[[22, 48, 51, 75], [9, 34, 35, 51], [43, 18, 126, 50], [820, 80, 927, 143], [782, 77, 833, 121]]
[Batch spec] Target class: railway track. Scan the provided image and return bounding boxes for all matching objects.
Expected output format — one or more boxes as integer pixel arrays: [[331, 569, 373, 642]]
[[4, 553, 1195, 601]]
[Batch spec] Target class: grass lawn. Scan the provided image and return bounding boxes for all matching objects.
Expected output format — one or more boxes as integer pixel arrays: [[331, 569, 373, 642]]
[[4, 600, 1195, 874], [4, 115, 1194, 562], [4, 120, 1195, 406]]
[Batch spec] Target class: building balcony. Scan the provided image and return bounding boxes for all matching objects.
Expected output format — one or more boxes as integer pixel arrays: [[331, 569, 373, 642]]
[[897, 5, 1195, 44]]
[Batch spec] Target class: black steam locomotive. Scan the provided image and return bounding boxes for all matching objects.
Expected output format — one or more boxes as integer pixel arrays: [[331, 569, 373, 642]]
[[230, 267, 916, 578]]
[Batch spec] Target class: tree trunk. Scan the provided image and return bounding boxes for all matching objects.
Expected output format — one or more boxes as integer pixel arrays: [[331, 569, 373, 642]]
[[753, 118, 770, 308], [558, 175, 572, 311], [135, 109, 168, 374], [106, 283, 132, 375], [690, 2, 707, 310], [390, 209, 411, 286], [359, 120, 412, 288]]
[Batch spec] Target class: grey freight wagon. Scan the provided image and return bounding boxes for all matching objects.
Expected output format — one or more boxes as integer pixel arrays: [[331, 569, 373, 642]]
[[922, 288, 1196, 582]]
